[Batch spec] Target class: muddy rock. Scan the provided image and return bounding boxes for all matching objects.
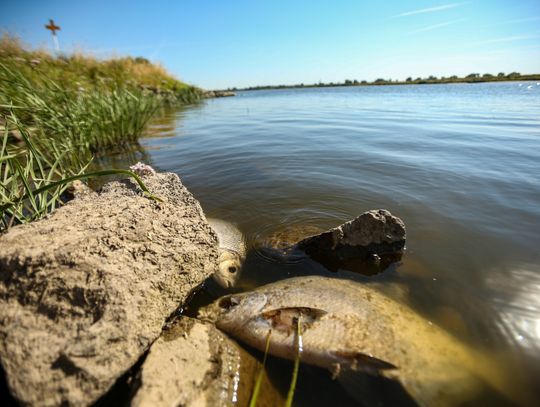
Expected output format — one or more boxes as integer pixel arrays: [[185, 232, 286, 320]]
[[203, 90, 236, 98], [132, 317, 270, 407], [297, 209, 406, 271], [0, 172, 219, 406]]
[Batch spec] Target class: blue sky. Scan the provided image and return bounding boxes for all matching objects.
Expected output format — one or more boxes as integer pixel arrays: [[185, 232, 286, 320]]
[[1, 1, 540, 89]]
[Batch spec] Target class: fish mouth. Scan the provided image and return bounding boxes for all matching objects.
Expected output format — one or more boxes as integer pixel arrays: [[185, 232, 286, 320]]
[[197, 295, 241, 323], [211, 271, 236, 289], [217, 295, 240, 310], [215, 292, 269, 329]]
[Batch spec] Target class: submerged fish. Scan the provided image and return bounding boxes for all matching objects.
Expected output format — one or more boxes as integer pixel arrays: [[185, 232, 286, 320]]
[[207, 218, 246, 288], [200, 276, 533, 406]]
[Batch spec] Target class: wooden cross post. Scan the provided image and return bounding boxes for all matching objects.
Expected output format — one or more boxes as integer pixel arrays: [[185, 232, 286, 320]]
[[45, 19, 61, 52]]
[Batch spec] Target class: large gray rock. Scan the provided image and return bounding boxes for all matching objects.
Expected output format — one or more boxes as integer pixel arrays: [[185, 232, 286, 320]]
[[0, 172, 219, 406], [298, 209, 406, 272]]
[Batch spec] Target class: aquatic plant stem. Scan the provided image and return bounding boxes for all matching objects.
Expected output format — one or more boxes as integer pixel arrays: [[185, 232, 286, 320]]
[[285, 317, 302, 407], [249, 330, 272, 407]]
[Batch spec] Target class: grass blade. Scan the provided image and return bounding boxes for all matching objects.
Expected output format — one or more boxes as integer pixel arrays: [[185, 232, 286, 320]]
[[249, 330, 272, 407], [0, 169, 162, 215], [285, 317, 303, 407]]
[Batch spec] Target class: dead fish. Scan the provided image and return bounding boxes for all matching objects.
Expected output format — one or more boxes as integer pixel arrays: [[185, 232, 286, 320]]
[[200, 276, 534, 407], [207, 218, 246, 288]]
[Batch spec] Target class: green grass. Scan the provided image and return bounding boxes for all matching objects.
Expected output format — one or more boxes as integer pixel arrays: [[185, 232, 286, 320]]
[[248, 318, 303, 407], [1, 113, 87, 229], [0, 62, 159, 154], [0, 34, 197, 231], [0, 34, 203, 155], [249, 330, 273, 407], [285, 317, 302, 407], [1, 113, 160, 230], [0, 34, 202, 103]]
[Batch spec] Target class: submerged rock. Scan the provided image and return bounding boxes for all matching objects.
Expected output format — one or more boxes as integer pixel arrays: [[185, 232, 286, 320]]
[[257, 224, 325, 262], [0, 172, 219, 406], [297, 209, 406, 272]]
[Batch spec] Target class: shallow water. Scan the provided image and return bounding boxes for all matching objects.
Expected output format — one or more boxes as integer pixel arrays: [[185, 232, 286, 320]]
[[100, 82, 540, 405]]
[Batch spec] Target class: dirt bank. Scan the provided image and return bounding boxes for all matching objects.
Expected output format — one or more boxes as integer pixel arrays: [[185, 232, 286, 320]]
[[0, 172, 219, 406]]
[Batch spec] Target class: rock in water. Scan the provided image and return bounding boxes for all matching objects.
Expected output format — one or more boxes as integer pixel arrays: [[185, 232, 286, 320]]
[[200, 276, 534, 407], [256, 224, 325, 263], [297, 209, 406, 271], [0, 172, 219, 407], [207, 218, 246, 288]]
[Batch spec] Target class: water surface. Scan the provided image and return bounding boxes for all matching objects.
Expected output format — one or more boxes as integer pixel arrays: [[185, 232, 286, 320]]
[[102, 82, 540, 405]]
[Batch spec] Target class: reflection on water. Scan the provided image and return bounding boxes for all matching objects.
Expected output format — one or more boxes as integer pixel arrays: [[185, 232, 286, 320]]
[[488, 265, 540, 356], [103, 82, 540, 405]]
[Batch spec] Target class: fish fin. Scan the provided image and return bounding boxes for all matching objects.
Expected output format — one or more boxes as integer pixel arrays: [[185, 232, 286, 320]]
[[337, 368, 419, 407], [332, 354, 419, 407], [331, 350, 397, 375]]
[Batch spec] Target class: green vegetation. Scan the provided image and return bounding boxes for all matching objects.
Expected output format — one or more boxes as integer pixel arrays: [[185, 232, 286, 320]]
[[0, 34, 202, 154], [1, 114, 87, 229], [1, 113, 162, 230], [249, 330, 272, 407], [0, 34, 201, 231], [235, 71, 540, 91], [284, 317, 302, 407], [248, 319, 302, 407], [1, 62, 160, 154]]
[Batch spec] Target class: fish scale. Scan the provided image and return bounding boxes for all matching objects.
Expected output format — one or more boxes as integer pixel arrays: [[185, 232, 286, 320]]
[[207, 218, 245, 256], [207, 218, 246, 288]]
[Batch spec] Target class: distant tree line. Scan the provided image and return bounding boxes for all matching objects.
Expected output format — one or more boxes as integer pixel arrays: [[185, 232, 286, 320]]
[[230, 72, 540, 92]]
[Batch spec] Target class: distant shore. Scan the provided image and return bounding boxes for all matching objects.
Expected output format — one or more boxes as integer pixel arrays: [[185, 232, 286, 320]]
[[226, 73, 540, 92]]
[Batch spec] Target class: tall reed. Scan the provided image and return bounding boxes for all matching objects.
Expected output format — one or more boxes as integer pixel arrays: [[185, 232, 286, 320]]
[[0, 113, 88, 229], [0, 34, 203, 154], [1, 113, 160, 231], [0, 34, 201, 231], [0, 62, 160, 154]]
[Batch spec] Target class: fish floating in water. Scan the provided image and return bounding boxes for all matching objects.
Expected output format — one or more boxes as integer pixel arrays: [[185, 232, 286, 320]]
[[207, 218, 246, 288], [200, 276, 533, 406]]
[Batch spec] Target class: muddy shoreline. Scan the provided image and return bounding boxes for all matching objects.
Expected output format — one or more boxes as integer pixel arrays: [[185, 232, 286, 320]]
[[0, 172, 221, 406]]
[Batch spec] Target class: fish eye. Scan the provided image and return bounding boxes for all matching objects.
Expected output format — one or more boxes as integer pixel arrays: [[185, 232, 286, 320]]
[[228, 266, 237, 274]]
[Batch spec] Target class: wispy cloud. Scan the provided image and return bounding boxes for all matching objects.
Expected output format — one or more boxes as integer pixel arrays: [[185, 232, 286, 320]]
[[470, 35, 539, 46], [409, 18, 465, 34], [483, 16, 540, 27], [394, 3, 464, 18]]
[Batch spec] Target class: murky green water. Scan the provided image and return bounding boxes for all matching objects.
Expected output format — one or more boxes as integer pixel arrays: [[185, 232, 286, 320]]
[[98, 82, 540, 406]]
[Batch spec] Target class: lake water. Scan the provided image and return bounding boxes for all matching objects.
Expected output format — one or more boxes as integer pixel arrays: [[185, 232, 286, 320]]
[[102, 82, 540, 405]]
